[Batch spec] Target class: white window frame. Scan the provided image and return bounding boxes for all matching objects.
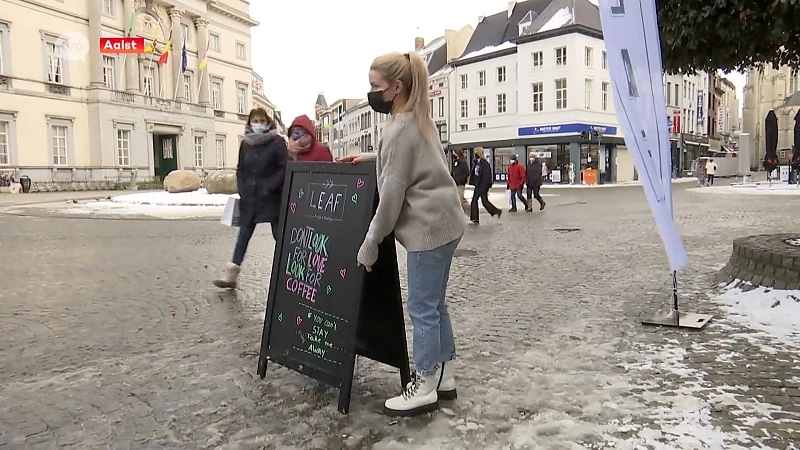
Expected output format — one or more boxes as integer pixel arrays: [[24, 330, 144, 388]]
[[116, 128, 131, 166], [181, 23, 191, 43], [183, 70, 193, 102], [496, 93, 506, 113], [140, 61, 158, 97], [102, 0, 115, 17], [584, 78, 593, 109], [235, 41, 247, 60], [193, 134, 205, 167], [477, 122, 486, 129], [47, 116, 74, 166], [602, 82, 609, 111], [42, 32, 68, 84], [459, 99, 468, 118], [555, 46, 567, 66], [215, 135, 226, 168], [532, 82, 543, 112], [209, 33, 221, 52], [0, 22, 10, 76], [532, 51, 543, 68], [477, 97, 486, 116], [602, 51, 607, 69], [497, 66, 506, 83], [459, 124, 468, 131], [584, 47, 593, 67], [438, 97, 445, 117], [102, 55, 116, 90], [460, 74, 468, 89], [555, 78, 567, 110], [211, 76, 223, 110], [0, 113, 16, 166], [236, 82, 248, 114], [478, 70, 486, 87]]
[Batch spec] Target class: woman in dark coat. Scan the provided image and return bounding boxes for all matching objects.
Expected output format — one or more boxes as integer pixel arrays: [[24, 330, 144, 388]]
[[469, 147, 501, 224], [214, 108, 288, 289]]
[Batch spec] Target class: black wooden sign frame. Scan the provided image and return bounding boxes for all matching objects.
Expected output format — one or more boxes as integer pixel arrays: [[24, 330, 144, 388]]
[[257, 162, 411, 414]]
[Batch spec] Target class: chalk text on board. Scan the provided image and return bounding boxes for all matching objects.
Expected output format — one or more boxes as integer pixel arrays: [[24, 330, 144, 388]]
[[307, 182, 348, 221], [285, 226, 332, 303]]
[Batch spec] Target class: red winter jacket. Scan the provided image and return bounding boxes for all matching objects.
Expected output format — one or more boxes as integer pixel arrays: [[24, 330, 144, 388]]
[[287, 114, 333, 162], [507, 162, 526, 190]]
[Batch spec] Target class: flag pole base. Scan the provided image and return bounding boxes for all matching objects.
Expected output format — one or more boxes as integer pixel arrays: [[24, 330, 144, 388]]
[[641, 309, 712, 329]]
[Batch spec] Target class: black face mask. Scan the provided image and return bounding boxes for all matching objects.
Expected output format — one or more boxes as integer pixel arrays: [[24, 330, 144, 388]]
[[368, 89, 393, 114]]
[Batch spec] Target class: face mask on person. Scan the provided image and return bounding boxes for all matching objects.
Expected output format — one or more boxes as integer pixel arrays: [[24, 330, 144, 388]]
[[250, 123, 266, 134], [367, 88, 396, 114], [530, 158, 535, 163]]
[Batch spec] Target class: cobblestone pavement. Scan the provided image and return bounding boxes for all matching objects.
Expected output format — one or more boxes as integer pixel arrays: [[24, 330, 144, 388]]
[[1, 184, 799, 449]]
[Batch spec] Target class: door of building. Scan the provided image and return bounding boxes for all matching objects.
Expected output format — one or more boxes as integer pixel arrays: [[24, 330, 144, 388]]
[[154, 135, 178, 179]]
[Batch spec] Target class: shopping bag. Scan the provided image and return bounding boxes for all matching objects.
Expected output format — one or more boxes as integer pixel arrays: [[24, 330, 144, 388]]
[[220, 197, 240, 227]]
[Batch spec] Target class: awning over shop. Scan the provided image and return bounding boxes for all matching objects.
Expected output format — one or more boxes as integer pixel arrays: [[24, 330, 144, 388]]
[[684, 140, 699, 146]]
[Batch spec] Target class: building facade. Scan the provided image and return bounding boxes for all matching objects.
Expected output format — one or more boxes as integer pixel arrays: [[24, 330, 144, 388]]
[[663, 71, 710, 174], [0, 0, 260, 182], [742, 66, 798, 167], [251, 71, 285, 134], [448, 0, 631, 184], [716, 76, 740, 144], [327, 98, 361, 159]]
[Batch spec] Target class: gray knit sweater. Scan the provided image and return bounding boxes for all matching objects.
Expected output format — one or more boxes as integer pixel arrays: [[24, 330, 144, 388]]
[[357, 113, 465, 265]]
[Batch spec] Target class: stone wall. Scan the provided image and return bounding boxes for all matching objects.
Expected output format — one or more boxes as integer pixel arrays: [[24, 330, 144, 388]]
[[717, 233, 800, 290]]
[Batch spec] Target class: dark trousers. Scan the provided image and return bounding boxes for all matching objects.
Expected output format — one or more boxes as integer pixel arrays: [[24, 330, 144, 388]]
[[509, 188, 529, 210], [470, 189, 501, 222], [526, 184, 544, 206], [232, 222, 279, 265], [706, 174, 715, 185]]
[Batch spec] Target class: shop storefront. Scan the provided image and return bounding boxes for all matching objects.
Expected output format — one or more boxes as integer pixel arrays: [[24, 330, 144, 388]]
[[448, 122, 626, 184], [680, 133, 709, 175]]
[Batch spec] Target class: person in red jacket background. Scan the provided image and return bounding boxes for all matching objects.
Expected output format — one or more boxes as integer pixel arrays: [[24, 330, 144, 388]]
[[286, 114, 334, 162], [506, 154, 530, 212]]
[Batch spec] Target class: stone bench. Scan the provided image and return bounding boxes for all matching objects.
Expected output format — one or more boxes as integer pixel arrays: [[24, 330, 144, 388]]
[[717, 233, 800, 290]]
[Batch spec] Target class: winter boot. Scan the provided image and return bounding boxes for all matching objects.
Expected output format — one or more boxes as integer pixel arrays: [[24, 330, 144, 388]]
[[436, 361, 457, 400], [383, 373, 439, 417], [213, 262, 241, 289]]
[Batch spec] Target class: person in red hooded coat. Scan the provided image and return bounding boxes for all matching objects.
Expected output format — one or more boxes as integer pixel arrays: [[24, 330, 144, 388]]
[[286, 114, 333, 162]]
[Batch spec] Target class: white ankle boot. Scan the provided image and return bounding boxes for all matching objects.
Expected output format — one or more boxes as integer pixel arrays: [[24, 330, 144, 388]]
[[213, 262, 240, 289], [383, 372, 439, 417], [436, 361, 457, 400]]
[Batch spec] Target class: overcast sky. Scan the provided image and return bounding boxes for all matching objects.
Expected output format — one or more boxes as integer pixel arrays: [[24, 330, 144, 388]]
[[249, 0, 745, 122]]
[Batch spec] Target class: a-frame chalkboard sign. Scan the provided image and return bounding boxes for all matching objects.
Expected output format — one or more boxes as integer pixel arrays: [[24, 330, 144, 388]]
[[257, 162, 411, 414]]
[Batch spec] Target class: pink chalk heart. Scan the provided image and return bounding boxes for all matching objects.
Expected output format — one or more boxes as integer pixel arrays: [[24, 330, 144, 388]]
[[296, 316, 302, 325], [339, 268, 347, 278], [356, 178, 365, 188], [289, 202, 297, 213]]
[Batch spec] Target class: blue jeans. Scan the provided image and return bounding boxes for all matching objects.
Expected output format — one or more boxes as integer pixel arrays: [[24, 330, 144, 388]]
[[407, 237, 460, 376], [510, 188, 528, 210], [232, 222, 278, 265]]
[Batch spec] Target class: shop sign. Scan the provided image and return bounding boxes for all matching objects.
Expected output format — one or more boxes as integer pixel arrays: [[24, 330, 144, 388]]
[[518, 123, 618, 136]]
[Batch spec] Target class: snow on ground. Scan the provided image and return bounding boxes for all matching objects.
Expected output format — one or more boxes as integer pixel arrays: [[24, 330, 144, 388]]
[[57, 200, 224, 219], [111, 188, 237, 206], [690, 183, 800, 195], [713, 281, 800, 348]]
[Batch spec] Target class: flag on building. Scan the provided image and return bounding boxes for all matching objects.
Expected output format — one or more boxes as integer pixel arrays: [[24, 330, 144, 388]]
[[144, 27, 161, 54], [157, 29, 173, 64], [198, 36, 210, 70], [181, 39, 188, 73], [126, 8, 137, 37]]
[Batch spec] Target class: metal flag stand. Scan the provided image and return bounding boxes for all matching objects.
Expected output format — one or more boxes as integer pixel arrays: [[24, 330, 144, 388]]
[[641, 271, 713, 329]]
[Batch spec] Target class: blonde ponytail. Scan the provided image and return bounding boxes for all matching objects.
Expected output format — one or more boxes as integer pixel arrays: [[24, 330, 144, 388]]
[[402, 52, 436, 139]]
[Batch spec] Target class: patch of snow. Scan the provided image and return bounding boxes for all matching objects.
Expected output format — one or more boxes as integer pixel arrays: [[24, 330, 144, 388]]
[[714, 282, 800, 348], [111, 189, 237, 206], [419, 36, 446, 55], [429, 65, 453, 79], [610, 340, 792, 449], [458, 41, 516, 61], [691, 183, 800, 195], [537, 6, 574, 33], [57, 200, 223, 219]]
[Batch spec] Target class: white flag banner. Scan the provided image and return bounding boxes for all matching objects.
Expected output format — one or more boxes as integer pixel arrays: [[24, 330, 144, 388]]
[[598, 0, 688, 270]]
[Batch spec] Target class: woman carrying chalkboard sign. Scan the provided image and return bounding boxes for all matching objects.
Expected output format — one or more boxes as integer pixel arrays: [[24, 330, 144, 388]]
[[214, 108, 288, 289], [338, 51, 466, 417]]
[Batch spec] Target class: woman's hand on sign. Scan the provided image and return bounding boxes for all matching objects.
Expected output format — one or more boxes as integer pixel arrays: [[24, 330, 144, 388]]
[[337, 154, 364, 164], [357, 261, 372, 272]]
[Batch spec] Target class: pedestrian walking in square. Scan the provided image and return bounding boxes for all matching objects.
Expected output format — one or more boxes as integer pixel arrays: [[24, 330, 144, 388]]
[[469, 147, 501, 223], [526, 152, 546, 211], [705, 158, 717, 186], [213, 109, 286, 289], [506, 154, 530, 212], [451, 149, 470, 213]]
